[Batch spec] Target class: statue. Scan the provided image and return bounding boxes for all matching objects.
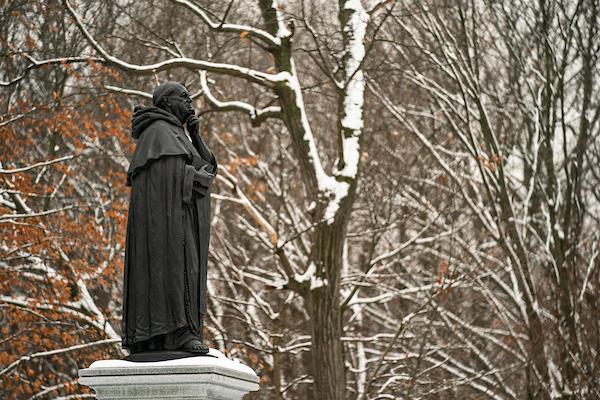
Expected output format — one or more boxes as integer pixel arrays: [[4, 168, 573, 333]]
[[121, 81, 217, 356]]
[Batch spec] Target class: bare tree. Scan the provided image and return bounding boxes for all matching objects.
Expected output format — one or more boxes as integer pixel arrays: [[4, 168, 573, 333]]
[[368, 0, 600, 397], [2, 0, 598, 398]]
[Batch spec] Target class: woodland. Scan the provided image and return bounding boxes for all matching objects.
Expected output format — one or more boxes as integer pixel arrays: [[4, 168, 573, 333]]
[[1, 0, 599, 399]]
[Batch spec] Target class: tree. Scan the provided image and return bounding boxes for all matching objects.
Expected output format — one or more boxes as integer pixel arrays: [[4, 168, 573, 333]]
[[2, 0, 598, 398], [1, 2, 131, 398], [370, 0, 600, 397]]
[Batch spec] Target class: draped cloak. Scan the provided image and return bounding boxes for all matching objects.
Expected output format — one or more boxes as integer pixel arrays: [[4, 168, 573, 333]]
[[121, 106, 217, 349]]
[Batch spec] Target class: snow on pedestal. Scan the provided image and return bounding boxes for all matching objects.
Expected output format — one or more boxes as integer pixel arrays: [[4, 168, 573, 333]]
[[78, 349, 259, 399]]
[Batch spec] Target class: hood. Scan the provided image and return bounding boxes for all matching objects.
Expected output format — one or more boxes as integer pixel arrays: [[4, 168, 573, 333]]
[[131, 105, 182, 139]]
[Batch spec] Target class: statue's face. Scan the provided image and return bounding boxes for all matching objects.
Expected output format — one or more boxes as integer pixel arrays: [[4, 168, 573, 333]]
[[164, 85, 194, 123]]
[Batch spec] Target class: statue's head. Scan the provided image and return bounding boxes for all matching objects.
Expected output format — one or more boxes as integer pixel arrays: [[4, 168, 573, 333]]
[[152, 81, 194, 124]]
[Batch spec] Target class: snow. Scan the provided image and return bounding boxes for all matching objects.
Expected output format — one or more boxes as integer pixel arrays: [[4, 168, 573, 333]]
[[284, 70, 331, 192], [272, 0, 291, 39], [338, 0, 366, 178], [86, 349, 257, 376], [287, 68, 345, 221], [338, 136, 360, 178], [340, 0, 368, 129], [340, 96, 364, 131], [294, 262, 329, 290], [310, 276, 328, 290], [554, 223, 565, 239], [504, 151, 525, 188], [323, 181, 350, 222], [294, 262, 316, 283], [76, 278, 120, 340]]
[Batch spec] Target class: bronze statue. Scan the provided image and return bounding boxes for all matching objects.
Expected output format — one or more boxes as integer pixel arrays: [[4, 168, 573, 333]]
[[122, 81, 217, 356]]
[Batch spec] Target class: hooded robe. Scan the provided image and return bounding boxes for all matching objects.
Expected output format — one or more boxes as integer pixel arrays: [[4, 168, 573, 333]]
[[122, 105, 217, 349]]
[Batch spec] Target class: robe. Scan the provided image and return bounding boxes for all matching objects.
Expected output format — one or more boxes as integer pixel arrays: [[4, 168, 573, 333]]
[[121, 106, 216, 349]]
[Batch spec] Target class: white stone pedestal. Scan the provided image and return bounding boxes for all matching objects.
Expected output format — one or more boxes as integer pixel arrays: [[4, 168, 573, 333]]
[[78, 349, 259, 399]]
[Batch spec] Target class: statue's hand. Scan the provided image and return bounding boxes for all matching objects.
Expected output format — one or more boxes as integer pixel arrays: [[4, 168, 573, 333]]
[[193, 164, 215, 188], [185, 114, 199, 137], [192, 165, 215, 199]]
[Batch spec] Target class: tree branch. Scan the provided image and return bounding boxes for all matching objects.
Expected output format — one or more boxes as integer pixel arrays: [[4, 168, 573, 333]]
[[62, 0, 290, 88], [170, 0, 281, 47], [200, 71, 281, 126]]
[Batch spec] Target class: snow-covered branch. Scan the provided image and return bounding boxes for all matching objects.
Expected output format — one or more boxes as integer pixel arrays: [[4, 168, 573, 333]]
[[0, 155, 74, 174], [170, 0, 281, 47], [0, 338, 120, 377], [200, 71, 281, 126], [0, 56, 102, 87], [62, 0, 290, 88]]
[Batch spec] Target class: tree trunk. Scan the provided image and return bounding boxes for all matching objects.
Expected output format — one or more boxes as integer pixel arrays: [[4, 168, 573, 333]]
[[308, 217, 350, 400]]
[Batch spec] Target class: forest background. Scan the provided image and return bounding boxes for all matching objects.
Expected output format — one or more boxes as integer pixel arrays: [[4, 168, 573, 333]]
[[1, 0, 599, 399]]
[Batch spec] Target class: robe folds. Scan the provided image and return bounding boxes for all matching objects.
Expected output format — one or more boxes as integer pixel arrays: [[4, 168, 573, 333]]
[[122, 106, 217, 349]]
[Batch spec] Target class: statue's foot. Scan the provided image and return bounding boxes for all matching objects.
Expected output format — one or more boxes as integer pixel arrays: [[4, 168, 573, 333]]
[[180, 339, 209, 354]]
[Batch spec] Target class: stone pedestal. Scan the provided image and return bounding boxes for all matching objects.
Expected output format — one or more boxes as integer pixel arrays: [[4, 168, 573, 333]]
[[78, 349, 259, 399]]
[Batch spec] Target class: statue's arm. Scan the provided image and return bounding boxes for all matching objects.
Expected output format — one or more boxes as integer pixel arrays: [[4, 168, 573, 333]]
[[185, 162, 216, 202], [192, 164, 214, 198], [151, 155, 202, 204], [130, 123, 216, 203]]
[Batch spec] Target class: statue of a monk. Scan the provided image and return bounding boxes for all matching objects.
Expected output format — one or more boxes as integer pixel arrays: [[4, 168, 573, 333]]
[[121, 81, 217, 355]]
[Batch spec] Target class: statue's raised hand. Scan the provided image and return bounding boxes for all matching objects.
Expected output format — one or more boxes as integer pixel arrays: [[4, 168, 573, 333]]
[[185, 114, 199, 137]]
